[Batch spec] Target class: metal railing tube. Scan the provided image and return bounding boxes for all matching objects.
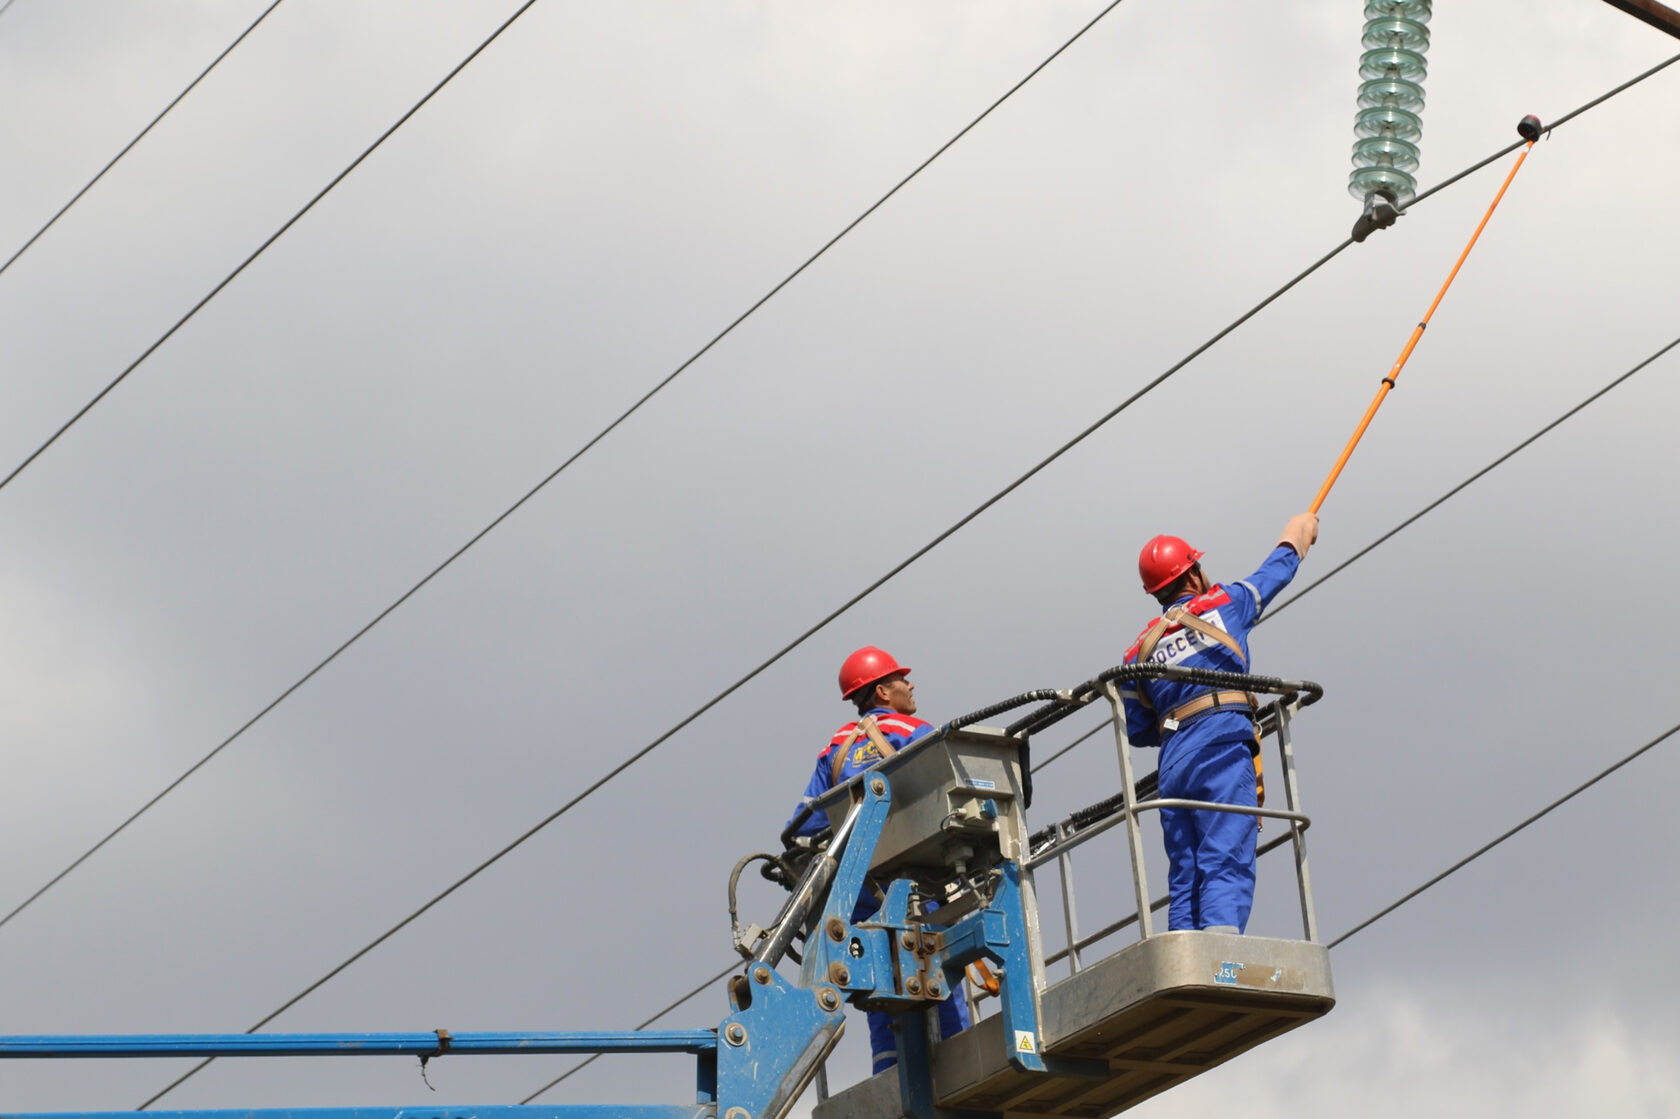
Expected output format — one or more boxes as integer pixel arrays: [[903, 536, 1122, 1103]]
[[1025, 799, 1311, 870], [1040, 828, 1304, 966], [1103, 680, 1155, 938], [1275, 702, 1319, 941], [753, 798, 866, 967]]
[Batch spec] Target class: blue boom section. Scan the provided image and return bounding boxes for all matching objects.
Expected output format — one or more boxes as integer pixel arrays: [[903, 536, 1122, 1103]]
[[0, 1031, 718, 1058], [1, 1102, 708, 1108], [0, 767, 1042, 1119]]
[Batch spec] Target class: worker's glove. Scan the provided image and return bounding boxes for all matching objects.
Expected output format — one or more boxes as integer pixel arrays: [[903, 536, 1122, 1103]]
[[1277, 513, 1319, 559]]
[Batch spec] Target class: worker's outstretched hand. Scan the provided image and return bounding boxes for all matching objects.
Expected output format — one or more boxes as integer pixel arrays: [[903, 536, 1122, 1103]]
[[1278, 513, 1319, 559]]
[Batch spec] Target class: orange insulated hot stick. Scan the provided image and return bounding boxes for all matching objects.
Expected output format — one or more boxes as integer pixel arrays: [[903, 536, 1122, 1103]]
[[1310, 115, 1543, 516]]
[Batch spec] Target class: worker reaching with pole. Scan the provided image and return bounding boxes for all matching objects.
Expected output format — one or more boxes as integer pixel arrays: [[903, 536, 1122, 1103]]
[[1114, 116, 1538, 935], [1120, 514, 1317, 933], [785, 646, 971, 1074]]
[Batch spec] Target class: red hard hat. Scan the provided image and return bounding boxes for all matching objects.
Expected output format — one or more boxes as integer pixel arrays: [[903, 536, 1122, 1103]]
[[838, 646, 909, 699], [1138, 535, 1204, 593]]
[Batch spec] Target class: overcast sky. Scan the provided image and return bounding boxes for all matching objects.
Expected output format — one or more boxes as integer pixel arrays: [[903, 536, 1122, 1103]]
[[1, 1, 1677, 1115]]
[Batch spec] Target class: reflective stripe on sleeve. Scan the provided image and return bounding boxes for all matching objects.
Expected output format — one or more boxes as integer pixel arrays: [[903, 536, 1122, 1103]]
[[1235, 579, 1261, 615]]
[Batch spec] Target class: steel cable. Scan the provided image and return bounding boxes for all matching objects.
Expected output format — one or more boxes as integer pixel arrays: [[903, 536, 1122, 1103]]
[[0, 0, 544, 496], [1326, 721, 1680, 947], [130, 3, 1143, 1105], [0, 0, 551, 937], [2, 0, 1135, 944], [1031, 332, 1680, 773], [519, 961, 739, 1104], [1266, 332, 1680, 620], [0, 0, 285, 283]]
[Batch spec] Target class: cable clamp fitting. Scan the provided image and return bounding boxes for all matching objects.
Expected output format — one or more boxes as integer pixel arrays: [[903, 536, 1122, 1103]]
[[1381, 377, 1397, 389], [420, 1028, 453, 1090]]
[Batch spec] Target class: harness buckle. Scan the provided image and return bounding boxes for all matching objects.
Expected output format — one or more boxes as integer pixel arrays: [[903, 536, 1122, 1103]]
[[1161, 717, 1180, 732]]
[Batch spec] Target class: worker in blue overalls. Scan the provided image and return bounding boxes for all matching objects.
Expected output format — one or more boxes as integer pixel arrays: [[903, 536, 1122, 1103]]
[[1120, 514, 1317, 933], [788, 646, 971, 1075]]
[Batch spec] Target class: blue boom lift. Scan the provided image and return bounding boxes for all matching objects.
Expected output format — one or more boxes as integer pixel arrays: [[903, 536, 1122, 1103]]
[[0, 663, 1333, 1119]]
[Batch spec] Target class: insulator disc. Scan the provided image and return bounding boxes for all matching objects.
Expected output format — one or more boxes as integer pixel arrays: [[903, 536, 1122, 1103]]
[[1360, 47, 1427, 82], [1355, 105, 1423, 141], [1358, 77, 1426, 112], [1352, 135, 1421, 171], [1351, 0, 1429, 209], [1348, 165, 1417, 203], [1363, 0, 1431, 24], [1362, 17, 1430, 52]]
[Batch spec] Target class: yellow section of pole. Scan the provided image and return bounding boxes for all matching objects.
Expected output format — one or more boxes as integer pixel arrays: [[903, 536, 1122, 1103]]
[[1309, 141, 1535, 516]]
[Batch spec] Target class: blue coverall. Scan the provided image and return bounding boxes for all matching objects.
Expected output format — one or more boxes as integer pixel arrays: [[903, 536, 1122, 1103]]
[[1120, 545, 1301, 933], [789, 708, 971, 1074]]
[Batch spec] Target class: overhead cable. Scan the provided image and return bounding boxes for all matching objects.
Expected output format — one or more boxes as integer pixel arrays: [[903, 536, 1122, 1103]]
[[519, 962, 738, 1104], [0, 0, 551, 936], [136, 235, 1358, 1113], [130, 4, 1142, 1105], [4, 0, 1134, 941], [1401, 49, 1680, 215], [125, 62, 1680, 1111], [1, 0, 1132, 496], [0, 0, 285, 283], [1267, 332, 1680, 620], [1327, 720, 1680, 947], [0, 0, 545, 496], [1031, 331, 1680, 770]]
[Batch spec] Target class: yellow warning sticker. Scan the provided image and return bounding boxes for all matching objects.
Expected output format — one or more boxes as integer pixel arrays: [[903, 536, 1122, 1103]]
[[1015, 1031, 1036, 1053]]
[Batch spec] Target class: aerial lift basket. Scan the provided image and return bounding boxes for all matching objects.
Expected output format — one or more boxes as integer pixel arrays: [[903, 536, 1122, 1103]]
[[812, 664, 1335, 1119]]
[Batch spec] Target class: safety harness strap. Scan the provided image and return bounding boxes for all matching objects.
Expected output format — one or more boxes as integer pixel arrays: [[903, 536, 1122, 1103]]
[[1171, 604, 1249, 666], [1134, 603, 1249, 668], [1132, 602, 1248, 716], [829, 715, 898, 785], [1160, 688, 1259, 731]]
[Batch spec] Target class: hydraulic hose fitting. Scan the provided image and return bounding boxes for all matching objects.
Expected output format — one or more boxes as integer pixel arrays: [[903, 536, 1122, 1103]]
[[1350, 1, 1431, 240]]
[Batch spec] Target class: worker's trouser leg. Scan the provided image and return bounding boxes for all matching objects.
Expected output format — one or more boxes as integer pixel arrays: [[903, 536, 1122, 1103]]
[[1158, 736, 1258, 932], [1160, 804, 1201, 930], [868, 992, 971, 1074]]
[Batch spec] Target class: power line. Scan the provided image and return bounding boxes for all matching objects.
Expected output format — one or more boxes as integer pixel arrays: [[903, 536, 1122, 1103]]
[[1030, 330, 1680, 769], [1265, 332, 1680, 621], [1400, 49, 1680, 216], [3, 0, 1135, 942], [0, 0, 552, 936], [0, 0, 544, 496], [136, 236, 1355, 1114], [1327, 721, 1680, 947], [127, 57, 1680, 1111], [0, 0, 285, 283], [133, 3, 1147, 1106], [1035, 714, 1116, 771], [520, 961, 738, 1104], [1, 0, 1135, 494]]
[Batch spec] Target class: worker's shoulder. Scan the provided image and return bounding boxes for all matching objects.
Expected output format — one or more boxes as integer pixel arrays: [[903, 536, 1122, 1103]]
[[821, 713, 930, 756], [821, 721, 861, 755], [872, 714, 931, 739]]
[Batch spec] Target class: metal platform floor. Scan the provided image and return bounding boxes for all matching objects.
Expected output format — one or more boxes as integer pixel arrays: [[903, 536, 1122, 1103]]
[[814, 931, 1334, 1119]]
